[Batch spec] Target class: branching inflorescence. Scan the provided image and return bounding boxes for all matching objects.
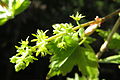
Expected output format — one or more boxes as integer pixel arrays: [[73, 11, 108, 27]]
[[1, 0, 120, 79], [10, 8, 120, 79]]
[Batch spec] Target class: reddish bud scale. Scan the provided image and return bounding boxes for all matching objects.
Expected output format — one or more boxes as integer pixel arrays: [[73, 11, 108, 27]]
[[95, 16, 102, 24], [84, 16, 102, 36]]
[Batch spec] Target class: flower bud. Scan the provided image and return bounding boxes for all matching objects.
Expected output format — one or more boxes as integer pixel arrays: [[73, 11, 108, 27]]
[[85, 24, 98, 36]]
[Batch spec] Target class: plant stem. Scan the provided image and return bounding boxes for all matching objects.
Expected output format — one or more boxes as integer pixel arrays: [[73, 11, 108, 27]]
[[79, 37, 87, 45], [46, 32, 66, 41], [46, 9, 120, 42], [96, 16, 120, 58]]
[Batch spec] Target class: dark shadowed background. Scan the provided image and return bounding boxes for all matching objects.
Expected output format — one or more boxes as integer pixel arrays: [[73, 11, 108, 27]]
[[0, 0, 120, 80]]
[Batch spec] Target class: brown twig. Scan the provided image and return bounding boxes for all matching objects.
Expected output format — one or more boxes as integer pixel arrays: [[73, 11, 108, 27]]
[[96, 16, 120, 58], [103, 9, 120, 21]]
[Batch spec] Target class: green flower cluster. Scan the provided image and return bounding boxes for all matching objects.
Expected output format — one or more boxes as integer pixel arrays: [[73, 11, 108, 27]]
[[10, 12, 99, 80], [10, 37, 38, 72], [10, 30, 51, 72]]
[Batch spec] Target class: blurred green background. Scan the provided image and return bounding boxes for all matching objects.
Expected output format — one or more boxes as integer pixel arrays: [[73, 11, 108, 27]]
[[0, 0, 120, 80]]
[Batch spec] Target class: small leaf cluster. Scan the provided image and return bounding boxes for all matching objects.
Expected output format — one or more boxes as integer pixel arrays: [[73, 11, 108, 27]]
[[0, 0, 30, 26], [10, 12, 99, 79]]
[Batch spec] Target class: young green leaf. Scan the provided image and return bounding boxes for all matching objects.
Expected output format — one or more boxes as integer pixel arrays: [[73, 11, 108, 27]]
[[76, 44, 99, 80], [13, 0, 30, 15], [46, 32, 99, 79], [0, 0, 30, 26], [46, 33, 80, 79]]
